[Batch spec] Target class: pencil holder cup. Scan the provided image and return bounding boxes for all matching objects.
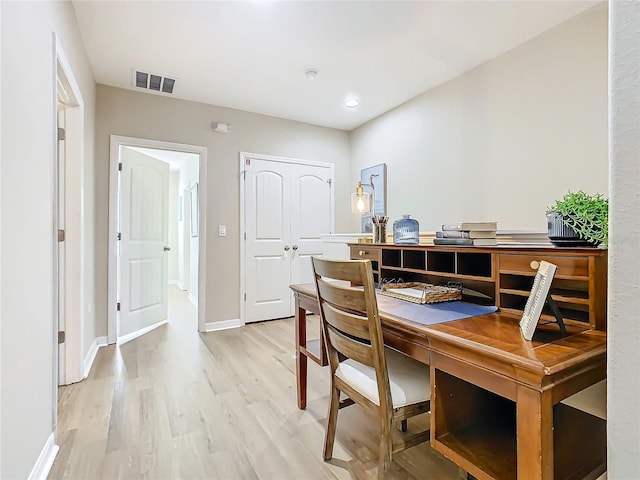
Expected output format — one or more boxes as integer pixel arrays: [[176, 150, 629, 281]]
[[373, 224, 387, 243]]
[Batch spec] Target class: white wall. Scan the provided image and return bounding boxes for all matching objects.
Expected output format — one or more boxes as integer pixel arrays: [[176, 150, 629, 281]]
[[608, 1, 640, 477], [350, 5, 608, 232], [95, 85, 351, 328], [0, 1, 96, 478], [168, 171, 179, 283]]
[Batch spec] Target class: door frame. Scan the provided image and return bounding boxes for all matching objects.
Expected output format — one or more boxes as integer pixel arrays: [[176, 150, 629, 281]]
[[53, 34, 85, 390], [239, 151, 335, 325], [108, 136, 208, 342]]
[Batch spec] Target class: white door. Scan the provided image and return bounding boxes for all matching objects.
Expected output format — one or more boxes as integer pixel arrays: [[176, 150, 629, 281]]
[[244, 157, 332, 322], [57, 107, 67, 385], [245, 159, 292, 322], [290, 163, 332, 286], [119, 153, 170, 338]]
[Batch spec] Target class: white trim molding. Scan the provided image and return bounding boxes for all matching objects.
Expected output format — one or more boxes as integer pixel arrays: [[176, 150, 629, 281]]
[[83, 336, 108, 378], [188, 294, 198, 307], [118, 320, 168, 346], [28, 433, 58, 480], [205, 318, 244, 332]]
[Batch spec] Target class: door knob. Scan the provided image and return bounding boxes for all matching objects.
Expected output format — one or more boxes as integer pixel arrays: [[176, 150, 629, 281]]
[[292, 245, 298, 250], [164, 246, 171, 252], [284, 245, 290, 251]]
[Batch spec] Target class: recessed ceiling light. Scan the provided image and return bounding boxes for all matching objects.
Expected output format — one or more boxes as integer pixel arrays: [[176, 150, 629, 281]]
[[344, 98, 360, 108], [305, 69, 319, 79]]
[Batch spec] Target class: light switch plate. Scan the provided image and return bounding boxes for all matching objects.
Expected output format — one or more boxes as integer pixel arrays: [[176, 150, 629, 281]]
[[218, 224, 227, 237]]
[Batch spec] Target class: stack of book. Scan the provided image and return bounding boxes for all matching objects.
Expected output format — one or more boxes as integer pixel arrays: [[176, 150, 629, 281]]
[[434, 222, 498, 246]]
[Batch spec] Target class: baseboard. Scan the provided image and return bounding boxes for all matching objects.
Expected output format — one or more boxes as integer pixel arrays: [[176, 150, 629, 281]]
[[177, 281, 185, 291], [205, 318, 243, 332], [118, 320, 168, 346], [28, 432, 58, 480], [188, 294, 198, 307], [168, 280, 179, 285], [83, 336, 108, 378]]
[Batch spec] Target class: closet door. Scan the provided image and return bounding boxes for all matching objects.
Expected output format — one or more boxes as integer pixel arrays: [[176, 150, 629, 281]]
[[289, 163, 332, 288], [244, 158, 333, 323], [245, 159, 292, 322]]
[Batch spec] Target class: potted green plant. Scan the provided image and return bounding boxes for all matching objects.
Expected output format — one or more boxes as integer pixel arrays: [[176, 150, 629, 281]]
[[546, 191, 608, 247]]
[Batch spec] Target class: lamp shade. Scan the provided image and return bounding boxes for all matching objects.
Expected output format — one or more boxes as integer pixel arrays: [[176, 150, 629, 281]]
[[351, 192, 371, 213]]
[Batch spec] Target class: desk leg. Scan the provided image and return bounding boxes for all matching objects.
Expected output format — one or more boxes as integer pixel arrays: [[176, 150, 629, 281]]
[[295, 297, 307, 410], [517, 386, 554, 479]]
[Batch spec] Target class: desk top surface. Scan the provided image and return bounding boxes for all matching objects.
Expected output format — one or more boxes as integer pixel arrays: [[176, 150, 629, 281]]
[[290, 283, 606, 377]]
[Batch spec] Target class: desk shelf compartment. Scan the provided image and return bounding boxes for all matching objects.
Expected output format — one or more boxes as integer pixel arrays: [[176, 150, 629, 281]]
[[433, 370, 517, 480], [426, 251, 455, 274], [432, 370, 607, 480], [499, 273, 591, 326], [457, 252, 493, 278]]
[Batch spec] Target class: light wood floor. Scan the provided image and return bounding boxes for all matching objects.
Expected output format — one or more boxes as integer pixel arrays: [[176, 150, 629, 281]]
[[49, 286, 461, 479]]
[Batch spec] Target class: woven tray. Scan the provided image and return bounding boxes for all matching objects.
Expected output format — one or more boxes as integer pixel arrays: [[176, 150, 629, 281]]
[[379, 282, 462, 304]]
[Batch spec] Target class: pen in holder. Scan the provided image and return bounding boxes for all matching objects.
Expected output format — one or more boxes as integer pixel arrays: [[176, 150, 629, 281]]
[[372, 216, 388, 243]]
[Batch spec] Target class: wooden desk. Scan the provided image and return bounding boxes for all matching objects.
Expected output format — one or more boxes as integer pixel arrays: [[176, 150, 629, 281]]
[[290, 283, 607, 480]]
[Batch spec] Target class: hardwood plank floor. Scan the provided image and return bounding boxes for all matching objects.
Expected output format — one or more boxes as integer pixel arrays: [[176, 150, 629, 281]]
[[49, 286, 461, 479]]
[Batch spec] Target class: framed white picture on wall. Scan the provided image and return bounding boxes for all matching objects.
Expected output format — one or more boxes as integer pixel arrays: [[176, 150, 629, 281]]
[[190, 183, 198, 237], [360, 163, 387, 233]]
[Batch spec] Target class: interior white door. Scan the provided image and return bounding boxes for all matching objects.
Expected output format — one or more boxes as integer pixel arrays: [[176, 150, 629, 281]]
[[244, 158, 333, 323], [245, 158, 292, 322], [119, 152, 170, 338], [290, 163, 332, 287], [57, 107, 67, 385]]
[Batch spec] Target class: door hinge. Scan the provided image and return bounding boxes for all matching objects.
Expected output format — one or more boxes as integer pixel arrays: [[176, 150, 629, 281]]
[[118, 162, 123, 171], [57, 127, 65, 141], [241, 170, 247, 179], [117, 232, 121, 241], [327, 179, 333, 187], [244, 293, 247, 301], [58, 331, 65, 344], [244, 232, 246, 241], [58, 229, 65, 242], [117, 302, 121, 312]]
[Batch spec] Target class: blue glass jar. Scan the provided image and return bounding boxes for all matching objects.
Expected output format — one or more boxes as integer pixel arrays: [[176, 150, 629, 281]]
[[393, 215, 419, 245]]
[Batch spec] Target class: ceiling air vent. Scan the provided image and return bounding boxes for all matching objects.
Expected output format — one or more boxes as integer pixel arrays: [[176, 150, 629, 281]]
[[134, 70, 175, 94]]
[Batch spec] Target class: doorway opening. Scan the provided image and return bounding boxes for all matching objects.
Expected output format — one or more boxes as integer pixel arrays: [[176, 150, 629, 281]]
[[108, 136, 208, 344]]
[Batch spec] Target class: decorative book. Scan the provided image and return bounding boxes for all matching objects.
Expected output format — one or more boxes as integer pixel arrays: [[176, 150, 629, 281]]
[[433, 238, 497, 246], [519, 261, 558, 340], [436, 230, 497, 239], [442, 222, 497, 231]]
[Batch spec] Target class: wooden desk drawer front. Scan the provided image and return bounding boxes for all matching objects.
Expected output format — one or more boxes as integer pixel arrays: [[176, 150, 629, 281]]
[[350, 246, 381, 262], [499, 254, 589, 277]]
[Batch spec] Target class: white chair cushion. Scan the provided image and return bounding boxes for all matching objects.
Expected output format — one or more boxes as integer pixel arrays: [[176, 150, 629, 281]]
[[335, 347, 430, 408]]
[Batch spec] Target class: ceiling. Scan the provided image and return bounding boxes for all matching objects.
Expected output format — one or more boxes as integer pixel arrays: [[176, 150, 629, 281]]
[[72, 1, 599, 131]]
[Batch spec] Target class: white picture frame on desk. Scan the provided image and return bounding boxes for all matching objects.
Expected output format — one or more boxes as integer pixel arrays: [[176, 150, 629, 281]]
[[520, 260, 557, 340]]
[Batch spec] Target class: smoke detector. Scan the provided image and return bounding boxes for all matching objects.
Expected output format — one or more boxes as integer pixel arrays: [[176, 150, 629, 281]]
[[211, 122, 231, 134]]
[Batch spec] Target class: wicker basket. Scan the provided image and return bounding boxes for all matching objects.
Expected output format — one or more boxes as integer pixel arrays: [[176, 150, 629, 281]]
[[379, 282, 462, 304]]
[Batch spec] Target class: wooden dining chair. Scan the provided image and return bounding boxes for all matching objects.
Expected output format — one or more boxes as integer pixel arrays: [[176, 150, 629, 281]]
[[311, 257, 431, 476]]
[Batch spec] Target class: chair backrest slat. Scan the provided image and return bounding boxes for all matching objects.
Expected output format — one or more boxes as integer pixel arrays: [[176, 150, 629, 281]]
[[316, 278, 367, 313], [312, 257, 369, 284], [326, 325, 374, 366], [322, 301, 372, 341]]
